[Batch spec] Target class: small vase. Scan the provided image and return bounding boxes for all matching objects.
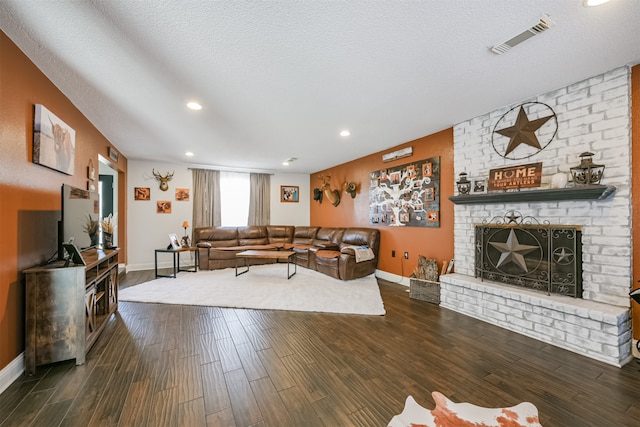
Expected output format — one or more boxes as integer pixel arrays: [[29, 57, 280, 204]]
[[104, 232, 113, 248], [90, 233, 99, 247]]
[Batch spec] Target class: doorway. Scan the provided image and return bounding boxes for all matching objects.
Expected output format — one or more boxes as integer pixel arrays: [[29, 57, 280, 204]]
[[98, 155, 118, 247]]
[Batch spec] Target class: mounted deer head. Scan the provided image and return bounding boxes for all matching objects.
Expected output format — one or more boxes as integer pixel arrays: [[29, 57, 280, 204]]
[[318, 174, 341, 207], [153, 169, 174, 191]]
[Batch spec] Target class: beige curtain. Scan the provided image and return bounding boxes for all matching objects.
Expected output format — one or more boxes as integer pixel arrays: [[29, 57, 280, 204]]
[[248, 173, 270, 225], [192, 168, 221, 229]]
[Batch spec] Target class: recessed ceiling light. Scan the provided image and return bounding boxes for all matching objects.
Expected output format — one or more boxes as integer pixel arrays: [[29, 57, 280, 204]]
[[340, 130, 350, 137], [282, 156, 297, 166], [185, 152, 194, 157], [583, 0, 611, 6], [186, 101, 202, 110]]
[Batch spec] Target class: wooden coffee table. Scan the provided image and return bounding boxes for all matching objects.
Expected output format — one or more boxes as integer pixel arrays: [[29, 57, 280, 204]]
[[235, 250, 297, 279]]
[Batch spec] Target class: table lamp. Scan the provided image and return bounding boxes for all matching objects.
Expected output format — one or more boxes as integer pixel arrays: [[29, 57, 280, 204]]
[[181, 221, 190, 247]]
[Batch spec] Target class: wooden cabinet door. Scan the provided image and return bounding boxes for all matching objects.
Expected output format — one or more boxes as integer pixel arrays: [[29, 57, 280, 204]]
[[85, 286, 96, 339]]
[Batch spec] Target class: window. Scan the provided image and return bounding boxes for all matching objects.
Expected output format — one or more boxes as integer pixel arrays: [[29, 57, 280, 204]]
[[220, 171, 250, 226]]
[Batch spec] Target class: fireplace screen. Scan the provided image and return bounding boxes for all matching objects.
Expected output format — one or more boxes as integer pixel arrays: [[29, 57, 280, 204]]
[[475, 214, 582, 298]]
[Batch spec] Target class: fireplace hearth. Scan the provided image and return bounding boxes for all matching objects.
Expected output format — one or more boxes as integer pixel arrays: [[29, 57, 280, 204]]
[[475, 211, 582, 298]]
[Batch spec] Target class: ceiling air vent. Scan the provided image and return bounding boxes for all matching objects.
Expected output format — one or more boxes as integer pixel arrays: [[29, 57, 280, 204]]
[[491, 17, 553, 54]]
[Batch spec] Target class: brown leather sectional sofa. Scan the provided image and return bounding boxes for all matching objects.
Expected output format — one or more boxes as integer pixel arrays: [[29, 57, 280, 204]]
[[193, 225, 380, 280]]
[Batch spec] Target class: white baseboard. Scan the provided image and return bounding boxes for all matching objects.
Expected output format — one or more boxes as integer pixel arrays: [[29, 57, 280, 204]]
[[0, 353, 24, 395], [375, 269, 410, 286]]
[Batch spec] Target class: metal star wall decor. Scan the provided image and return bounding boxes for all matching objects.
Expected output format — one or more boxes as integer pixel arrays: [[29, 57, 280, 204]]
[[491, 102, 558, 160]]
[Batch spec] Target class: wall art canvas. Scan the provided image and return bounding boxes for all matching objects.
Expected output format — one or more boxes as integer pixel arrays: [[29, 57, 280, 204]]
[[33, 104, 76, 175], [157, 200, 172, 214], [134, 187, 150, 201], [369, 156, 440, 227], [175, 188, 190, 201]]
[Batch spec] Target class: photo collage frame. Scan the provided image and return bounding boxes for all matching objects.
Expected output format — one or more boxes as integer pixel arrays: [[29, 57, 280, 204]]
[[369, 156, 440, 228]]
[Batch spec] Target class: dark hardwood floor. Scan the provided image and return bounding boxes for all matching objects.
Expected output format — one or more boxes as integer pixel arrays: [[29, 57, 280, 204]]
[[1, 269, 639, 426]]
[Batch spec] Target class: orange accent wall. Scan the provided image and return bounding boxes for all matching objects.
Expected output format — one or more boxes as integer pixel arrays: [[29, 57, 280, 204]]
[[0, 30, 127, 371], [632, 64, 639, 341], [310, 128, 454, 277]]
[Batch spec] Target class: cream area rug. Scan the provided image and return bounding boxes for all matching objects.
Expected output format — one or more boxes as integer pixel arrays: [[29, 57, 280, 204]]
[[119, 264, 385, 315]]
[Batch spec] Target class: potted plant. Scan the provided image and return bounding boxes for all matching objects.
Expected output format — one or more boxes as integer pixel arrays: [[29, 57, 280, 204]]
[[83, 214, 99, 247]]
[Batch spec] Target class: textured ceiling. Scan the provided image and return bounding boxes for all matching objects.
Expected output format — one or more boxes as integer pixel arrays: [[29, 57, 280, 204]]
[[1, 1, 639, 173]]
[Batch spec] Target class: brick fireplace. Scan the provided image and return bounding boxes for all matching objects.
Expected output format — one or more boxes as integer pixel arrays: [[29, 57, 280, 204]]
[[441, 66, 633, 367]]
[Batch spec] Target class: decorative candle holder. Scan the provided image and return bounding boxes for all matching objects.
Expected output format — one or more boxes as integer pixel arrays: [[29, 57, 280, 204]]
[[570, 152, 604, 186], [456, 172, 471, 195]]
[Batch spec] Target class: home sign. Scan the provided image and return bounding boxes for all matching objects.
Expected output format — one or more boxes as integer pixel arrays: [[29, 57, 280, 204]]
[[488, 162, 542, 191]]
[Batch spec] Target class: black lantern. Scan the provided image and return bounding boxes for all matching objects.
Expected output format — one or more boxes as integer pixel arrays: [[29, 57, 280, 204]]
[[456, 172, 471, 195], [570, 152, 605, 186]]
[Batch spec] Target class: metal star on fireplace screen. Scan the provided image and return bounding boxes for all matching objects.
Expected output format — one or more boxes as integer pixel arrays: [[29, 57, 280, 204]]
[[489, 229, 539, 272]]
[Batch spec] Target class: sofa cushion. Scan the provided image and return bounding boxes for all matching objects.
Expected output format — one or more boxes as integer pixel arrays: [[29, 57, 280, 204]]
[[313, 227, 344, 247], [315, 251, 341, 279], [208, 248, 241, 260], [340, 228, 380, 253], [237, 226, 269, 246], [315, 249, 341, 259], [292, 226, 320, 245], [193, 227, 239, 247], [267, 225, 295, 244]]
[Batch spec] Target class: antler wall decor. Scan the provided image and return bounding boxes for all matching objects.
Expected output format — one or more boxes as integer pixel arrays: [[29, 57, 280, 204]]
[[153, 169, 174, 191]]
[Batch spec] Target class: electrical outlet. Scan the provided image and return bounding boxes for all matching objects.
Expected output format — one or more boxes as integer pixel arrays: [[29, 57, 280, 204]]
[[404, 251, 409, 259], [391, 250, 396, 257]]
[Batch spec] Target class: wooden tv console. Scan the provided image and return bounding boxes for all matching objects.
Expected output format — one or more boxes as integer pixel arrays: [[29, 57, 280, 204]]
[[23, 248, 119, 375]]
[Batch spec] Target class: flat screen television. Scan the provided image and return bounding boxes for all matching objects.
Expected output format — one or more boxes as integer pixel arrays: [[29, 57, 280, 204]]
[[59, 184, 100, 259]]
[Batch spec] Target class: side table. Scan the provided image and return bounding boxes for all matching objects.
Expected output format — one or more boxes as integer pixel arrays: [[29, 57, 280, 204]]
[[155, 247, 199, 278]]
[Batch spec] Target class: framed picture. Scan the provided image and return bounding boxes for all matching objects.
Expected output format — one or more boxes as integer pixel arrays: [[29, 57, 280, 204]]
[[175, 188, 190, 201], [62, 242, 86, 267], [423, 187, 435, 202], [389, 171, 401, 185], [281, 185, 299, 202], [427, 210, 439, 222], [134, 187, 150, 201], [168, 233, 181, 250], [33, 104, 76, 175], [422, 162, 432, 177], [472, 178, 487, 194], [157, 200, 172, 214]]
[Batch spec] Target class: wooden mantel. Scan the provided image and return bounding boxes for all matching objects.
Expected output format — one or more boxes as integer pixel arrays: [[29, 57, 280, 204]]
[[448, 185, 616, 205]]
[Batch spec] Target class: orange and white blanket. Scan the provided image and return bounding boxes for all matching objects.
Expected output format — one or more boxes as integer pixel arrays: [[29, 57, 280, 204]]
[[343, 245, 375, 263]]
